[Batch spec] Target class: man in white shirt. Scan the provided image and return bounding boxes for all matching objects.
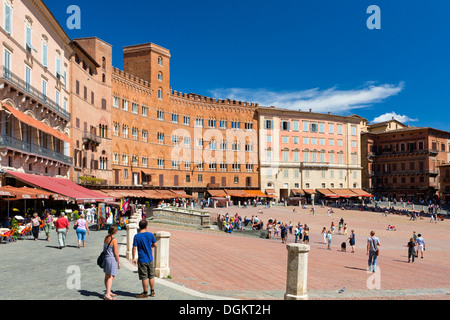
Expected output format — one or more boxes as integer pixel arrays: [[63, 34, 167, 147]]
[[85, 207, 92, 223], [416, 234, 426, 259], [294, 226, 299, 243]]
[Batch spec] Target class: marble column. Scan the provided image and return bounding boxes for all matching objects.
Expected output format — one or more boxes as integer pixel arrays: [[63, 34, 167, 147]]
[[126, 221, 137, 260], [154, 231, 171, 278], [284, 243, 310, 300]]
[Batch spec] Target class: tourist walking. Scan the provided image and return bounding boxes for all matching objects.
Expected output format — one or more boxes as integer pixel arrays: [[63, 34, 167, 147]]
[[322, 227, 327, 244], [416, 234, 426, 259], [327, 231, 332, 250], [74, 213, 90, 248], [103, 225, 120, 300], [267, 223, 273, 239], [280, 223, 287, 244], [303, 225, 310, 244], [274, 223, 280, 239], [407, 237, 416, 263], [31, 213, 41, 241], [331, 222, 335, 234], [54, 212, 69, 249], [367, 231, 380, 272], [294, 225, 299, 243], [132, 220, 157, 298], [43, 210, 53, 241], [348, 230, 356, 253]]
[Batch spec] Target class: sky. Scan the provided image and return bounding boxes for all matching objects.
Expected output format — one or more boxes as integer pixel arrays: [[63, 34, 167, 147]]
[[45, 0, 450, 131]]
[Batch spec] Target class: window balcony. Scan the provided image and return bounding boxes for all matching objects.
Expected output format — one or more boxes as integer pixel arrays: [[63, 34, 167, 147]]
[[1, 67, 70, 121], [370, 148, 439, 158], [82, 131, 102, 146], [370, 170, 439, 177], [0, 135, 73, 165]]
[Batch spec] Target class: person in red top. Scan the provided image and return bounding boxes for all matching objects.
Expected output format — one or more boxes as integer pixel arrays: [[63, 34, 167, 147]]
[[54, 212, 69, 249]]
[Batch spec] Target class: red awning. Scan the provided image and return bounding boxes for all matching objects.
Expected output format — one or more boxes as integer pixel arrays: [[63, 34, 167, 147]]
[[6, 171, 114, 203], [1, 103, 74, 145], [170, 190, 194, 199]]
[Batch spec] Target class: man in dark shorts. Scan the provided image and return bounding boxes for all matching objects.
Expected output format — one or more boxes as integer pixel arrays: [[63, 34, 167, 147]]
[[132, 220, 157, 298]]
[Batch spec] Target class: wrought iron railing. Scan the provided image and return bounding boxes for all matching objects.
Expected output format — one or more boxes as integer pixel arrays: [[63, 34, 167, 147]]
[[1, 66, 70, 121], [0, 135, 73, 165]]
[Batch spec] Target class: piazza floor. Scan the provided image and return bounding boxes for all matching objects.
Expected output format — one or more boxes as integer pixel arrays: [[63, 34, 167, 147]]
[[1, 204, 449, 300], [150, 204, 450, 300]]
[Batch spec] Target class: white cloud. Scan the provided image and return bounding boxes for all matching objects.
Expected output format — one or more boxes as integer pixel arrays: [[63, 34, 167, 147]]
[[371, 112, 418, 124], [208, 82, 404, 114]]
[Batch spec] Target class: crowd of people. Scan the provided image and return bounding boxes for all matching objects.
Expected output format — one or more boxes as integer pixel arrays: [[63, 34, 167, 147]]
[[215, 203, 433, 272]]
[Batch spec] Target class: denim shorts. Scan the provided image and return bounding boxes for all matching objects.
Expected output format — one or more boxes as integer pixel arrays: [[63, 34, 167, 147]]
[[76, 228, 86, 241]]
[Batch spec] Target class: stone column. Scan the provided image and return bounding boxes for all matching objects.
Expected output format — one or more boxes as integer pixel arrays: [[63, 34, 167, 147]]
[[126, 221, 137, 260], [154, 231, 171, 278], [284, 243, 310, 300]]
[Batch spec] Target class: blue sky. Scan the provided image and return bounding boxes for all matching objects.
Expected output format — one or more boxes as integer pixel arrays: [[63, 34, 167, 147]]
[[46, 0, 450, 131]]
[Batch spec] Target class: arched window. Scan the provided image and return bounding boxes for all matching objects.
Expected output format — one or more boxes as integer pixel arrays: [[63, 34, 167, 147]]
[[102, 56, 106, 69], [158, 56, 163, 66], [158, 72, 163, 81], [158, 88, 163, 100]]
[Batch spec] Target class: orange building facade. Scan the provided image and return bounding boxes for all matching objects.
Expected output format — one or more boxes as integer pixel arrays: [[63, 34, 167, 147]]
[[110, 43, 259, 197]]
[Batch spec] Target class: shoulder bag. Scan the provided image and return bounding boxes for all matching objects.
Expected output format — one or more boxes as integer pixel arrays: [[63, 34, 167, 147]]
[[97, 237, 114, 268]]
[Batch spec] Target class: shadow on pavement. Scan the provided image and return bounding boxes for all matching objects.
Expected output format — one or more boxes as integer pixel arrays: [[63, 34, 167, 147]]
[[344, 266, 368, 271], [78, 290, 105, 299], [111, 290, 138, 298], [392, 259, 410, 264]]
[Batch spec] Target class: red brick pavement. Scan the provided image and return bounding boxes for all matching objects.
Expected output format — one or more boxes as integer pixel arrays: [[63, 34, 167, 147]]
[[149, 206, 450, 300]]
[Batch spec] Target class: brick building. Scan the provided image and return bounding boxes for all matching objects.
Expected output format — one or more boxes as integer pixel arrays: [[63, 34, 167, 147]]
[[439, 163, 450, 203], [110, 43, 259, 197], [362, 124, 450, 201], [69, 37, 113, 186]]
